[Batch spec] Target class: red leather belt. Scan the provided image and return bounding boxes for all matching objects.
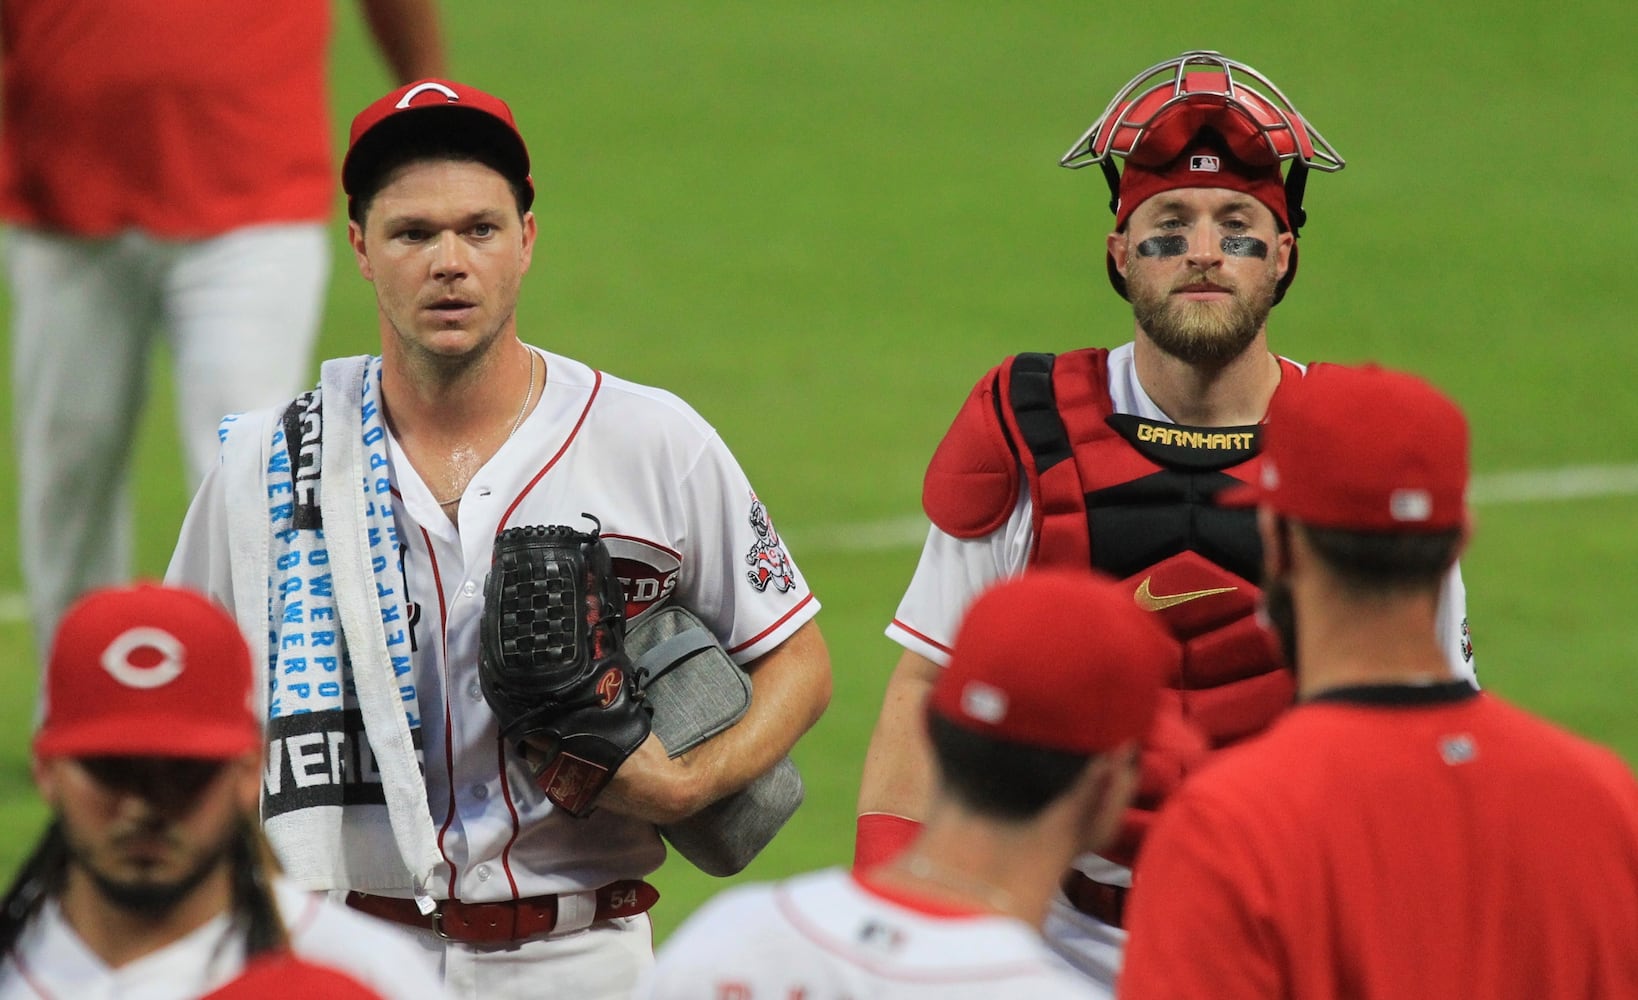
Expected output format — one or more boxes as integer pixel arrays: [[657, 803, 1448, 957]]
[[346, 880, 660, 943], [1061, 870, 1128, 929]]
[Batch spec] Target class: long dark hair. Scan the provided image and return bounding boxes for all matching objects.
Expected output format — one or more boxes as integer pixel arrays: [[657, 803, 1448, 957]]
[[0, 819, 68, 956], [0, 815, 289, 958]]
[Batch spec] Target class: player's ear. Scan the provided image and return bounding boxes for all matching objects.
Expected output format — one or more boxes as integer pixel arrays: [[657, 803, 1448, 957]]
[[519, 211, 537, 274], [348, 220, 373, 281], [1108, 231, 1131, 279], [30, 754, 55, 802], [1274, 230, 1296, 282], [1075, 741, 1140, 854], [230, 752, 262, 813]]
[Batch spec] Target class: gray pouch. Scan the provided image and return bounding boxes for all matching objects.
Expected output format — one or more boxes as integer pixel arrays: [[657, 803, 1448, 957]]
[[628, 606, 804, 876]]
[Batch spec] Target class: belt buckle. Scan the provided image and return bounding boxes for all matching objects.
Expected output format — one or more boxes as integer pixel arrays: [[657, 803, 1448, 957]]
[[428, 903, 452, 941]]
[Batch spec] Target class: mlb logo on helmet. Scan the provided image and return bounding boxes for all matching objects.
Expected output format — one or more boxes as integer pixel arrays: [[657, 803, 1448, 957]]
[[1189, 154, 1221, 172]]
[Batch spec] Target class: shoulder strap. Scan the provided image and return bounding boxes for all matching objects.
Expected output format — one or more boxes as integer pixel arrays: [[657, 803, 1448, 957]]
[[996, 349, 1114, 568]]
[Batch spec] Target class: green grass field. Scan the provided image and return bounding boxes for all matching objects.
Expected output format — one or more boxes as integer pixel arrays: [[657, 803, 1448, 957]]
[[1, 1, 1634, 942]]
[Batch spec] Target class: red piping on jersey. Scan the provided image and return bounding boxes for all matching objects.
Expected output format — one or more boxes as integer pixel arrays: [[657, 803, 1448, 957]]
[[285, 891, 324, 938], [497, 369, 603, 531], [726, 592, 816, 656], [495, 735, 523, 898], [416, 524, 461, 897], [771, 882, 1049, 983], [887, 619, 952, 658], [12, 953, 49, 997], [853, 870, 988, 918]]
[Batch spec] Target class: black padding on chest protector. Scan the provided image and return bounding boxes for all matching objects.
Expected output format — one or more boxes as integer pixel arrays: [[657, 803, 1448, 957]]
[[1086, 470, 1262, 582]]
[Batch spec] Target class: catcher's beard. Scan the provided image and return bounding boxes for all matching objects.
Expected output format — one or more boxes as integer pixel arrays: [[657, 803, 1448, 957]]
[[1128, 257, 1280, 366]]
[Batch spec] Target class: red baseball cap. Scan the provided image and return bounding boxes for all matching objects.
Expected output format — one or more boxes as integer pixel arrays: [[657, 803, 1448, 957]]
[[1220, 364, 1469, 531], [205, 954, 385, 1000], [35, 584, 260, 760], [928, 570, 1174, 755], [342, 78, 533, 210], [1115, 135, 1289, 233]]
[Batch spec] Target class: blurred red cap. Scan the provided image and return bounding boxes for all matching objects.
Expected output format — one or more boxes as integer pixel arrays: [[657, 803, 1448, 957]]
[[928, 570, 1174, 755], [35, 583, 259, 760], [1220, 363, 1469, 532]]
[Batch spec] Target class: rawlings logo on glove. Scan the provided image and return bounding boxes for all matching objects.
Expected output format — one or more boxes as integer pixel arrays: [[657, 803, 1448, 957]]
[[478, 517, 654, 816]]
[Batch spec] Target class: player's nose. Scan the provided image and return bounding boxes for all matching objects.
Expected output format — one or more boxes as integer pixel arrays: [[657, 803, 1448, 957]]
[[429, 231, 470, 279], [1184, 221, 1223, 267]]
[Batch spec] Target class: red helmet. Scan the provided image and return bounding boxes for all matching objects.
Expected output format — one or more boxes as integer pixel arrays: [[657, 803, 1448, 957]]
[[1061, 51, 1345, 303]]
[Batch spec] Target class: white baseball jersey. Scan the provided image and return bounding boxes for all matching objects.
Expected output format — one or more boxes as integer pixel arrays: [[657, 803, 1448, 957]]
[[0, 878, 448, 999], [884, 341, 1475, 995], [637, 868, 1092, 999], [168, 347, 819, 904]]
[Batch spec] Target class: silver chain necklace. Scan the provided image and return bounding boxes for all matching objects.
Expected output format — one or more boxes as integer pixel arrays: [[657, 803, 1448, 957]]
[[434, 347, 537, 507]]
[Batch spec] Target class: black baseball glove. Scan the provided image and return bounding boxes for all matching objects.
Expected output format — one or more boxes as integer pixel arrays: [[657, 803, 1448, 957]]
[[479, 518, 653, 816]]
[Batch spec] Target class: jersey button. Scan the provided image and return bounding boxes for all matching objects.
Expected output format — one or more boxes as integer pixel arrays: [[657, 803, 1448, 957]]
[[471, 784, 489, 801], [468, 680, 483, 701], [462, 581, 478, 597], [475, 865, 491, 882]]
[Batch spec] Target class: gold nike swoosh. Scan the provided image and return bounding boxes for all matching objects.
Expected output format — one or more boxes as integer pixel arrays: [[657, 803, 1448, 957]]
[[1133, 576, 1238, 612]]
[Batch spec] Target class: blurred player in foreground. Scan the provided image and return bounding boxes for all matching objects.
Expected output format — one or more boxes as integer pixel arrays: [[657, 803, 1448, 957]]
[[641, 570, 1172, 999], [855, 50, 1475, 994], [2, 0, 444, 651], [0, 583, 449, 999], [1119, 364, 1638, 999]]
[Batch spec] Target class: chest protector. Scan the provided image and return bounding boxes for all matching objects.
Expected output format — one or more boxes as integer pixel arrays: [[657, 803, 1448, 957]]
[[923, 348, 1307, 749]]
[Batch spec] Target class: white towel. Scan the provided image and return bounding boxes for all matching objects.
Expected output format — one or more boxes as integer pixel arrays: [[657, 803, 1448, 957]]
[[223, 356, 442, 900]]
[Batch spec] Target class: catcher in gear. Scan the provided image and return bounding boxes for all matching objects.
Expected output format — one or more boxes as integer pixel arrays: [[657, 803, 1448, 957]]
[[853, 49, 1476, 997], [482, 517, 804, 873]]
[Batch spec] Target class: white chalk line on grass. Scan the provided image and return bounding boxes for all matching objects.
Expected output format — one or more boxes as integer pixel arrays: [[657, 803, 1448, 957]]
[[0, 462, 1634, 624], [792, 461, 1638, 555]]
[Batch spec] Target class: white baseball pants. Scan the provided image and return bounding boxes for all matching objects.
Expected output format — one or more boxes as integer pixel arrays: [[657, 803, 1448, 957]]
[[7, 222, 327, 649], [393, 912, 655, 1000]]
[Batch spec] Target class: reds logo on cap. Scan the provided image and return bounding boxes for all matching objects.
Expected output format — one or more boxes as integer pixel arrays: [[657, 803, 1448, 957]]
[[395, 81, 461, 109], [35, 583, 261, 760], [101, 627, 186, 690]]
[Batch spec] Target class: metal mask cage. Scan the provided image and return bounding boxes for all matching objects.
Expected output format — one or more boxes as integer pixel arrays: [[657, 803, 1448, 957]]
[[1059, 50, 1345, 173]]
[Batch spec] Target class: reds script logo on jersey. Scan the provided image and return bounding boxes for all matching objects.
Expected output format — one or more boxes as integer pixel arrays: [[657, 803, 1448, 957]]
[[603, 535, 682, 623], [744, 493, 795, 593]]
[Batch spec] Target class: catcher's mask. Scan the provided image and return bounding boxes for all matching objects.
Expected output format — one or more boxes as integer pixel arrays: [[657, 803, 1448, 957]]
[[1059, 50, 1345, 304]]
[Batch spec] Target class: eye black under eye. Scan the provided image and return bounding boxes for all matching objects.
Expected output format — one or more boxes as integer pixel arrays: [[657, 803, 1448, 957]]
[[1220, 236, 1269, 258], [1137, 235, 1188, 258]]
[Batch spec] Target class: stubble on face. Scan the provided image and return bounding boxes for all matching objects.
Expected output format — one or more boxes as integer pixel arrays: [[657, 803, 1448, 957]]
[[1127, 248, 1281, 366], [65, 824, 234, 915], [353, 160, 533, 378], [52, 758, 246, 918], [1260, 573, 1299, 674]]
